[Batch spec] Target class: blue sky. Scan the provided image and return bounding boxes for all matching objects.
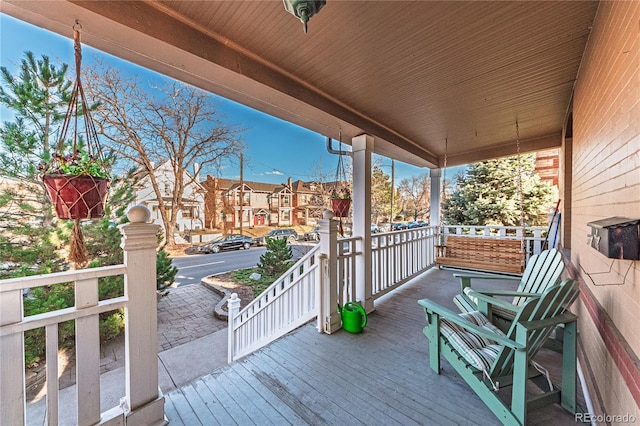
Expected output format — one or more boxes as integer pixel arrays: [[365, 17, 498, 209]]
[[0, 14, 434, 185]]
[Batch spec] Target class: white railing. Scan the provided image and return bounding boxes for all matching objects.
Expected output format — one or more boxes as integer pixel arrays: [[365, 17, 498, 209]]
[[0, 266, 127, 425], [371, 227, 437, 299], [227, 221, 548, 359], [441, 225, 549, 260], [336, 236, 361, 306], [0, 211, 164, 426], [228, 245, 320, 362]]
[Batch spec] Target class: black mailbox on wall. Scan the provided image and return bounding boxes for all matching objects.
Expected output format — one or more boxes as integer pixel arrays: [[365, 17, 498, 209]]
[[587, 217, 640, 260]]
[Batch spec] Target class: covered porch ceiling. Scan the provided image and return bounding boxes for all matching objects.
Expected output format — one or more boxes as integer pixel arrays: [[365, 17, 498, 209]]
[[1, 1, 599, 168]]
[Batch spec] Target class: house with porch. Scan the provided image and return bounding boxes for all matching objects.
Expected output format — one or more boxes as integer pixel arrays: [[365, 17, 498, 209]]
[[291, 179, 326, 225], [130, 161, 205, 233], [203, 176, 325, 229], [1, 1, 638, 425]]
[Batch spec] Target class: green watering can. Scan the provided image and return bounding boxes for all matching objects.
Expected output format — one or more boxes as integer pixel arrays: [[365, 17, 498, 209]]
[[338, 301, 367, 334]]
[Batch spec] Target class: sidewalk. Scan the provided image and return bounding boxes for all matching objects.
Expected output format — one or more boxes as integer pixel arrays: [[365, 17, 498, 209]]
[[26, 283, 230, 425]]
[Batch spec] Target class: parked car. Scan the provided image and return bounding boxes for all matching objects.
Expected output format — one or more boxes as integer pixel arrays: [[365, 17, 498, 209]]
[[255, 228, 299, 246], [304, 226, 320, 241], [197, 234, 254, 254], [406, 220, 428, 229], [391, 222, 407, 231], [371, 224, 380, 234]]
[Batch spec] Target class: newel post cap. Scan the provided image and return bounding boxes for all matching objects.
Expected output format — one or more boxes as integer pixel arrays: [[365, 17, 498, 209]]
[[323, 209, 334, 219], [127, 205, 151, 223]]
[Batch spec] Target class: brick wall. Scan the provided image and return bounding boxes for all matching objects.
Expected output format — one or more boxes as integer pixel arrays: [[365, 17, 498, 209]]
[[571, 0, 640, 417]]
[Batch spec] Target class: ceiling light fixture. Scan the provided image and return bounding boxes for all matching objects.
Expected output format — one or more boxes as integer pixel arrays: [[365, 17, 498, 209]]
[[283, 0, 326, 33]]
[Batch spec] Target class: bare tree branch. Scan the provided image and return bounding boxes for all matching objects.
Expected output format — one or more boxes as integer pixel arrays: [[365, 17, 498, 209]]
[[85, 60, 245, 245]]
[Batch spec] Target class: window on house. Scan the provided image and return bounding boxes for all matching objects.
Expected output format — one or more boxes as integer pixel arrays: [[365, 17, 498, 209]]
[[283, 211, 290, 221], [182, 208, 193, 219], [164, 183, 171, 196], [244, 193, 250, 204]]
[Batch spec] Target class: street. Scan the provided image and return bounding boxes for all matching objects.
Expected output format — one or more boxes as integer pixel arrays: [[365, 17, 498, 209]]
[[171, 242, 317, 287]]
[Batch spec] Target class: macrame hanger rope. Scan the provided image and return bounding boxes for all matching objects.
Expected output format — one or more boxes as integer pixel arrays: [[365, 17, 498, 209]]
[[515, 121, 525, 250], [73, 21, 82, 81], [335, 131, 347, 235], [439, 138, 448, 243], [56, 20, 106, 166]]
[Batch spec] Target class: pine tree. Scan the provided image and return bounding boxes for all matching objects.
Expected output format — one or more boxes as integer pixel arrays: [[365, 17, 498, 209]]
[[258, 238, 293, 276], [0, 52, 73, 277], [443, 155, 553, 227], [371, 165, 393, 224]]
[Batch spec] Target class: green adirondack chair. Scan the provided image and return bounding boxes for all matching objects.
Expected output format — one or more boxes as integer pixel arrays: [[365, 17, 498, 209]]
[[419, 278, 579, 425], [452, 249, 565, 326]]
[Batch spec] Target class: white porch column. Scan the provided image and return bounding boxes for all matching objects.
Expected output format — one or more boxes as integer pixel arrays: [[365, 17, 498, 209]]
[[430, 168, 442, 226], [318, 212, 341, 333], [119, 206, 165, 426], [352, 134, 374, 313]]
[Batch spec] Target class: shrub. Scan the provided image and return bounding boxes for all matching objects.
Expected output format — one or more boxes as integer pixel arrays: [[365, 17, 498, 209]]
[[157, 250, 177, 294], [257, 237, 293, 276], [99, 309, 125, 341]]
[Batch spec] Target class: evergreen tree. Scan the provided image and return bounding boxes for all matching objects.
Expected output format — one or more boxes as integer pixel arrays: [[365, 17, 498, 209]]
[[443, 155, 553, 227], [371, 165, 393, 224], [156, 250, 178, 295], [0, 52, 73, 277], [258, 238, 293, 276]]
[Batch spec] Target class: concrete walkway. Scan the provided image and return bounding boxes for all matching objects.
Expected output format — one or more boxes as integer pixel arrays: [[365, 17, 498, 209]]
[[26, 283, 230, 426]]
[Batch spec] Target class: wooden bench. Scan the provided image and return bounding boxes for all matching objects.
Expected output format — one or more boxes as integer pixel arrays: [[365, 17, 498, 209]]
[[435, 235, 525, 274]]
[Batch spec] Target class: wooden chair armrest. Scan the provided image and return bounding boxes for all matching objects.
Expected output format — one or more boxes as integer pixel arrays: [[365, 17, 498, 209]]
[[518, 312, 578, 331], [471, 289, 541, 298], [418, 298, 524, 350], [468, 290, 540, 317], [453, 272, 521, 280], [455, 272, 520, 291]]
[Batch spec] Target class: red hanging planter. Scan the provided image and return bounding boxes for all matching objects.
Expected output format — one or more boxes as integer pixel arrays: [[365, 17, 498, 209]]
[[331, 198, 351, 218], [43, 175, 109, 219], [36, 22, 113, 267]]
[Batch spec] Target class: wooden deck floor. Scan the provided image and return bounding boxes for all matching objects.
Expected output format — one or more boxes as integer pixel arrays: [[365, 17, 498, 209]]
[[164, 268, 584, 425]]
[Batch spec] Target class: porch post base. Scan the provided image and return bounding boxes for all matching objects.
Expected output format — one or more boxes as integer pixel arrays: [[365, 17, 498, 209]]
[[362, 297, 375, 314], [324, 312, 343, 334], [125, 395, 166, 426]]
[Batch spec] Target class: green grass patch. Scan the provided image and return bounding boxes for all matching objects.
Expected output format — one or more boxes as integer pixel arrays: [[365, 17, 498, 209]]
[[231, 268, 279, 297]]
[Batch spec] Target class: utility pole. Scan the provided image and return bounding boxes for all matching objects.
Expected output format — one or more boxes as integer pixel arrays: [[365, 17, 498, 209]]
[[239, 152, 244, 236], [390, 159, 395, 223]]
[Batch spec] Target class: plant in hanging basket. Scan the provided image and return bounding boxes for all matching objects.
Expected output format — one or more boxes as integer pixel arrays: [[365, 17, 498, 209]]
[[38, 20, 113, 267], [39, 149, 112, 220], [331, 189, 351, 217]]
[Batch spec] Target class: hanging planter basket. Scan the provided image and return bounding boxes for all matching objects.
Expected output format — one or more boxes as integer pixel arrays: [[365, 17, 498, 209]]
[[38, 21, 112, 267], [43, 175, 109, 219], [331, 198, 351, 218], [330, 135, 352, 220]]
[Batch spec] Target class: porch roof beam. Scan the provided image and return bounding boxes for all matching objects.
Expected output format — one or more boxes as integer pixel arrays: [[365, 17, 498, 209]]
[[442, 132, 562, 168]]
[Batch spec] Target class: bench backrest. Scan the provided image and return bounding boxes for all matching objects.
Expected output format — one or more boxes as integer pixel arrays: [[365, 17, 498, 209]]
[[438, 236, 524, 274]]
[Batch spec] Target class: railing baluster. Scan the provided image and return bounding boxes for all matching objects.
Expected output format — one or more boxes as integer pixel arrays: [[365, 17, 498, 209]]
[[46, 323, 59, 426], [75, 277, 101, 426]]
